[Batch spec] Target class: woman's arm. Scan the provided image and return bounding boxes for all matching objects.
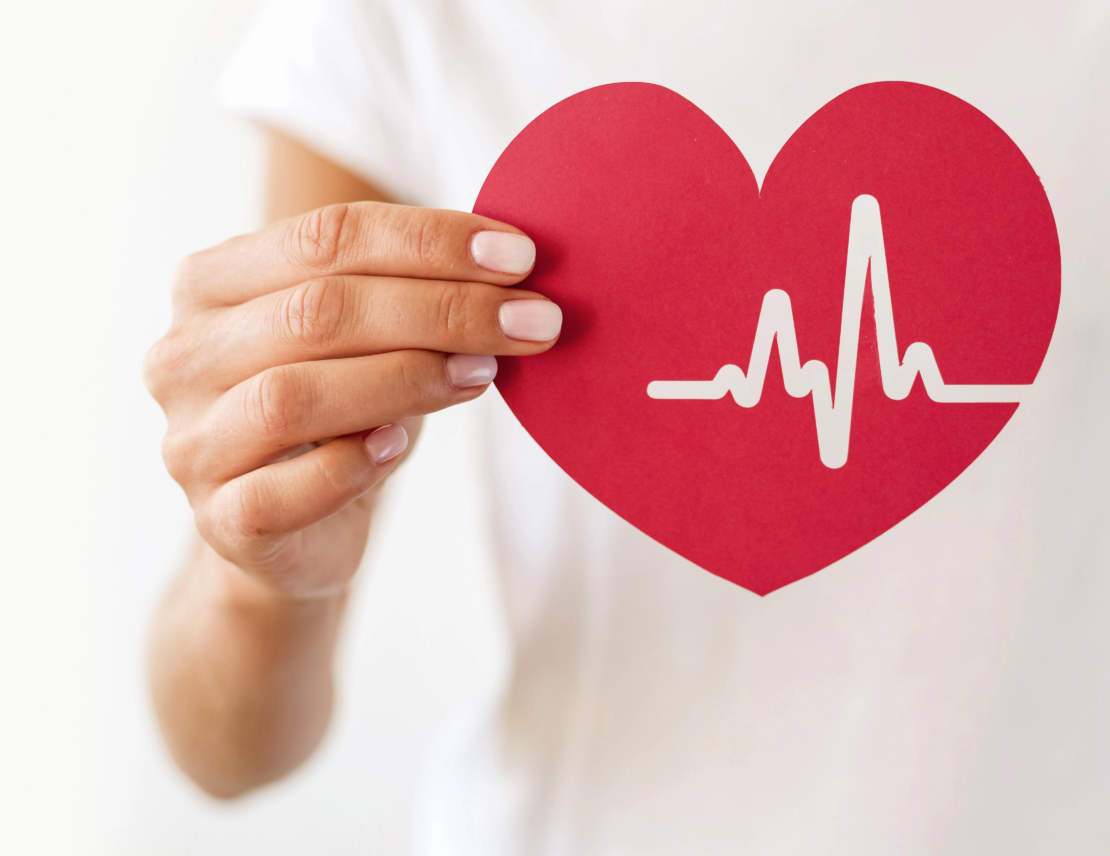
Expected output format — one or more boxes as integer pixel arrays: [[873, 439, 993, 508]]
[[147, 133, 560, 798], [149, 537, 347, 798], [265, 131, 393, 221], [148, 134, 395, 798]]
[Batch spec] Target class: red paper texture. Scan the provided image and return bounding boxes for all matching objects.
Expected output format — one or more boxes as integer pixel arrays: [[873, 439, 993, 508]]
[[474, 82, 1060, 595]]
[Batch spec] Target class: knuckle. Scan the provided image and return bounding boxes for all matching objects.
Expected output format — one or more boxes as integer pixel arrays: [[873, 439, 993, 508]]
[[195, 481, 278, 556], [141, 342, 167, 400], [394, 351, 439, 408], [288, 204, 352, 270], [435, 281, 474, 340], [277, 277, 349, 351], [403, 208, 451, 269], [223, 478, 275, 541], [142, 333, 187, 402], [242, 366, 304, 441], [160, 431, 194, 487]]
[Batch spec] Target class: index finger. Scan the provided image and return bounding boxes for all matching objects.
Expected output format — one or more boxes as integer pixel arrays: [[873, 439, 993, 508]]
[[174, 202, 537, 307]]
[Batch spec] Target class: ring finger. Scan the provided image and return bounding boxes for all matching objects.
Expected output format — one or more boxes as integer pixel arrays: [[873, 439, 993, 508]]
[[192, 349, 488, 483]]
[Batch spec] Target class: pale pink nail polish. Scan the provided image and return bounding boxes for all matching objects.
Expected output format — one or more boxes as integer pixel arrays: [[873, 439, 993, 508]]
[[470, 231, 536, 275], [364, 424, 408, 465], [445, 354, 498, 388], [499, 299, 563, 342]]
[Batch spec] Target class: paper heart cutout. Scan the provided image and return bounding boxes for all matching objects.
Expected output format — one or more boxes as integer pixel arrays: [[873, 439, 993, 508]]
[[475, 82, 1059, 595]]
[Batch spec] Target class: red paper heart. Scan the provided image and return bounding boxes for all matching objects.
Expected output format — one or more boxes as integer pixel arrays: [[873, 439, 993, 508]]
[[475, 82, 1059, 595]]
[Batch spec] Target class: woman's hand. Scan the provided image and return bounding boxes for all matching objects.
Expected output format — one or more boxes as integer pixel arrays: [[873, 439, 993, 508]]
[[144, 201, 560, 599]]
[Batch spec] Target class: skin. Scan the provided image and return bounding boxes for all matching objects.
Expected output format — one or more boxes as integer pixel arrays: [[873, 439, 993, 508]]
[[145, 132, 557, 798]]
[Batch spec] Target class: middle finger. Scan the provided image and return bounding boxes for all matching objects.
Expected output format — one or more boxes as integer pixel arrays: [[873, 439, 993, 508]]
[[200, 275, 563, 388]]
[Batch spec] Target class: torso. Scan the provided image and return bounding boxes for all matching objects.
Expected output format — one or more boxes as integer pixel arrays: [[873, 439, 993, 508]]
[[360, 1, 1110, 851]]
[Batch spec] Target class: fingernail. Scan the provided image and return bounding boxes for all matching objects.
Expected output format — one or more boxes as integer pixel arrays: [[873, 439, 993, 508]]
[[499, 299, 563, 342], [364, 424, 408, 465], [445, 353, 498, 388], [470, 231, 536, 275]]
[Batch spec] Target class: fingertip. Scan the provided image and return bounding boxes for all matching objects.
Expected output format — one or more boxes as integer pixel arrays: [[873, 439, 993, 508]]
[[470, 230, 536, 276], [498, 299, 563, 342], [363, 424, 409, 466], [445, 354, 498, 388]]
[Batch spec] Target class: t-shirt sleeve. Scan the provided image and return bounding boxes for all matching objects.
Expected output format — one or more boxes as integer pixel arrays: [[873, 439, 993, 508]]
[[217, 0, 438, 204]]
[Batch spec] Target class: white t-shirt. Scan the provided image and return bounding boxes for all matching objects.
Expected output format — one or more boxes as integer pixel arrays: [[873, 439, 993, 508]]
[[220, 2, 1110, 853]]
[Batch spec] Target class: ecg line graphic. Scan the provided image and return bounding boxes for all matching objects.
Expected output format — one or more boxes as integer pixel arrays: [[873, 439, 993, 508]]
[[646, 195, 1027, 469]]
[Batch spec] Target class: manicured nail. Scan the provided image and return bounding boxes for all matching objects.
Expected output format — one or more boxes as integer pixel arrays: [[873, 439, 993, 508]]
[[470, 231, 536, 275], [364, 424, 408, 465], [445, 354, 498, 388], [499, 299, 563, 342]]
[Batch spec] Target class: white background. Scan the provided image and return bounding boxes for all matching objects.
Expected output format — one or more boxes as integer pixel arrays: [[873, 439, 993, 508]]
[[0, 2, 502, 853]]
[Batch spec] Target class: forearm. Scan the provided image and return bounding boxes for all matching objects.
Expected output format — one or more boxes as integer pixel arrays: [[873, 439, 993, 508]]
[[148, 541, 346, 798]]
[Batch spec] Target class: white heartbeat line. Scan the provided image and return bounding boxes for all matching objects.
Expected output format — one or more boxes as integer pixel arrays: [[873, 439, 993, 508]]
[[646, 195, 1027, 469]]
